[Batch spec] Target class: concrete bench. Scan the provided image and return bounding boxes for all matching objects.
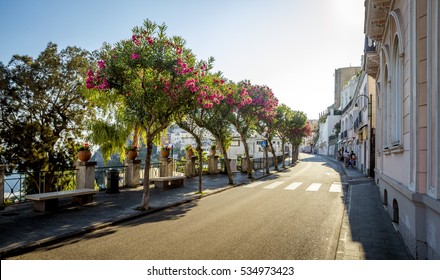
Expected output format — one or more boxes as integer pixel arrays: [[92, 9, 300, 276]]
[[150, 176, 185, 190], [25, 189, 97, 212]]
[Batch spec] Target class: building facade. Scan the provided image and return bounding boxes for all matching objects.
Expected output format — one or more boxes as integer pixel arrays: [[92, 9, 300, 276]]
[[365, 0, 440, 259], [334, 67, 362, 109]]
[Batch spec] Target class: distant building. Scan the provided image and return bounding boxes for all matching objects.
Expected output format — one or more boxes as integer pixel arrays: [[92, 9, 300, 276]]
[[316, 109, 341, 155], [333, 67, 361, 109]]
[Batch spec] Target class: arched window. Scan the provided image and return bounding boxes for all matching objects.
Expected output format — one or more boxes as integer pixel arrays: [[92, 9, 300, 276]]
[[391, 36, 403, 146], [383, 66, 389, 149]]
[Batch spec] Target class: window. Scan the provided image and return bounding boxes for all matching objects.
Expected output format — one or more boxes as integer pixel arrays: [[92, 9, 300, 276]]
[[391, 37, 402, 146], [383, 66, 389, 149]]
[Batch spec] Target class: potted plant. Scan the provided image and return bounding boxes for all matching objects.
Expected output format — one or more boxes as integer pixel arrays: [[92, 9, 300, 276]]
[[160, 145, 171, 158], [126, 144, 139, 160], [184, 144, 194, 157], [210, 144, 217, 156], [77, 143, 92, 162]]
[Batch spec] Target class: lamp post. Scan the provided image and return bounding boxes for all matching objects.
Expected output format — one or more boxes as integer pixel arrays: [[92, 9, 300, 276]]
[[354, 94, 374, 177]]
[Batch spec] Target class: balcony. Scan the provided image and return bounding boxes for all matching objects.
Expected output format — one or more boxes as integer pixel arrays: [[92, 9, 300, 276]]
[[364, 0, 391, 43], [364, 36, 379, 77]]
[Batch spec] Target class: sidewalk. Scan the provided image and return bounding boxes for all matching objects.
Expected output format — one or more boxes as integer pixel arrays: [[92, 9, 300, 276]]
[[0, 158, 412, 260], [327, 155, 412, 260]]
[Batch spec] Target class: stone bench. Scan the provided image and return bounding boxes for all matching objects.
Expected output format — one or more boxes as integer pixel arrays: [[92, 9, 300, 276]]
[[25, 189, 97, 212], [150, 176, 185, 190]]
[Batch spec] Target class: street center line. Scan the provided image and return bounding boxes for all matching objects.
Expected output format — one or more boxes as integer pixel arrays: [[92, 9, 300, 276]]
[[284, 182, 302, 190], [305, 183, 322, 191]]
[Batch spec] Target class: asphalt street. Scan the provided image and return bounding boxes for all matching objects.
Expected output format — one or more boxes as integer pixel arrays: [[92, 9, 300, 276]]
[[9, 154, 347, 260]]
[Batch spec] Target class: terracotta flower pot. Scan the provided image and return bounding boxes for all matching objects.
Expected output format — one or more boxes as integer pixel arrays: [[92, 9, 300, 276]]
[[126, 150, 138, 160], [160, 149, 170, 158], [77, 150, 91, 162]]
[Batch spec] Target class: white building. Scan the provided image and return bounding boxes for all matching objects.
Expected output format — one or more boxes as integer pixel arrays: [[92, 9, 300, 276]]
[[316, 109, 341, 155]]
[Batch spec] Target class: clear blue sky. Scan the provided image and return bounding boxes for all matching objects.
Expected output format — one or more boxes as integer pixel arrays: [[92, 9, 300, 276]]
[[0, 0, 365, 119]]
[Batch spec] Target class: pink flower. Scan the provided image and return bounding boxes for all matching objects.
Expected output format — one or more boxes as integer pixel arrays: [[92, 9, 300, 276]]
[[97, 60, 106, 69], [132, 35, 141, 46], [130, 52, 140, 60], [147, 36, 154, 45], [130, 52, 141, 60]]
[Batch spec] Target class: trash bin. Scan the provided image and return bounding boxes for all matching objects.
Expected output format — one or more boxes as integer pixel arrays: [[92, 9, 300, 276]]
[[106, 169, 120, 194]]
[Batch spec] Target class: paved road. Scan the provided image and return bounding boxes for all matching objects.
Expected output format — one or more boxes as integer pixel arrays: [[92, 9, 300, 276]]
[[9, 154, 347, 260]]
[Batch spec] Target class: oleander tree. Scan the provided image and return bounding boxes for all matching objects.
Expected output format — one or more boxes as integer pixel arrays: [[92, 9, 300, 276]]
[[286, 111, 310, 162], [173, 57, 215, 193], [86, 19, 202, 210], [188, 74, 239, 185], [273, 104, 294, 168], [228, 80, 278, 178], [253, 85, 279, 173]]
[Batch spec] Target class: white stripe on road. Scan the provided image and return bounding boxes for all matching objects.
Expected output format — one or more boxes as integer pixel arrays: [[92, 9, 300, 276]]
[[243, 181, 265, 188], [305, 183, 322, 191], [329, 182, 342, 193], [263, 181, 284, 189], [284, 182, 302, 190]]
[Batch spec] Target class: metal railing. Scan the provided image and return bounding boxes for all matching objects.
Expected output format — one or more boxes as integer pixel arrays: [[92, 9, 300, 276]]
[[3, 169, 77, 205], [2, 154, 291, 206], [95, 166, 126, 191]]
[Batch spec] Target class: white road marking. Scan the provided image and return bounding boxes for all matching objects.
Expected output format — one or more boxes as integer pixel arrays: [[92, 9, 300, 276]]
[[243, 181, 265, 188], [305, 183, 322, 192], [284, 182, 302, 190], [329, 182, 342, 193], [263, 181, 284, 189]]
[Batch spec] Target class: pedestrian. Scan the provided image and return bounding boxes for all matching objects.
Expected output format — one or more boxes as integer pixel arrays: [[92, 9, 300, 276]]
[[349, 151, 356, 167], [343, 150, 349, 167]]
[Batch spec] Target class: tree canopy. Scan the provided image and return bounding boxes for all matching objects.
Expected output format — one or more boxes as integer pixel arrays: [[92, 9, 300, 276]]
[[0, 43, 92, 173]]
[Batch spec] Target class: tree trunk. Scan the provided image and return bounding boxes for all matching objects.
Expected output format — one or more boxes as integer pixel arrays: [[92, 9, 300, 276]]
[[139, 138, 153, 210], [239, 133, 253, 179], [281, 139, 286, 169], [133, 123, 141, 147], [219, 138, 233, 185], [269, 140, 279, 171], [292, 145, 299, 163], [265, 144, 270, 175], [196, 143, 203, 194]]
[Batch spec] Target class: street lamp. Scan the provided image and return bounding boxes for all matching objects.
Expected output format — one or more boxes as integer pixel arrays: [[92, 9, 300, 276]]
[[354, 94, 374, 177]]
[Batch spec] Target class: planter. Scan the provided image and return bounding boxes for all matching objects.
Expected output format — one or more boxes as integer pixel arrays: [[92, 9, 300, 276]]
[[160, 149, 170, 158], [77, 150, 91, 162], [126, 150, 138, 160], [186, 149, 194, 158]]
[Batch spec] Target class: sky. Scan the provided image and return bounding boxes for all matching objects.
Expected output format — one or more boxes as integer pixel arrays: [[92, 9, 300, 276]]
[[0, 0, 366, 120]]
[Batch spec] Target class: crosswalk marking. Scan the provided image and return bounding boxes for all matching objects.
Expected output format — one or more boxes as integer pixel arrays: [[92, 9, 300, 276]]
[[263, 181, 284, 189], [243, 181, 265, 188], [284, 182, 302, 190], [305, 183, 322, 192], [242, 181, 343, 193], [329, 182, 342, 193]]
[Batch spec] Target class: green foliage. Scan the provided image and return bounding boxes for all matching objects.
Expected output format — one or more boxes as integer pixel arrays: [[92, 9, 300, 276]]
[[0, 43, 93, 174]]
